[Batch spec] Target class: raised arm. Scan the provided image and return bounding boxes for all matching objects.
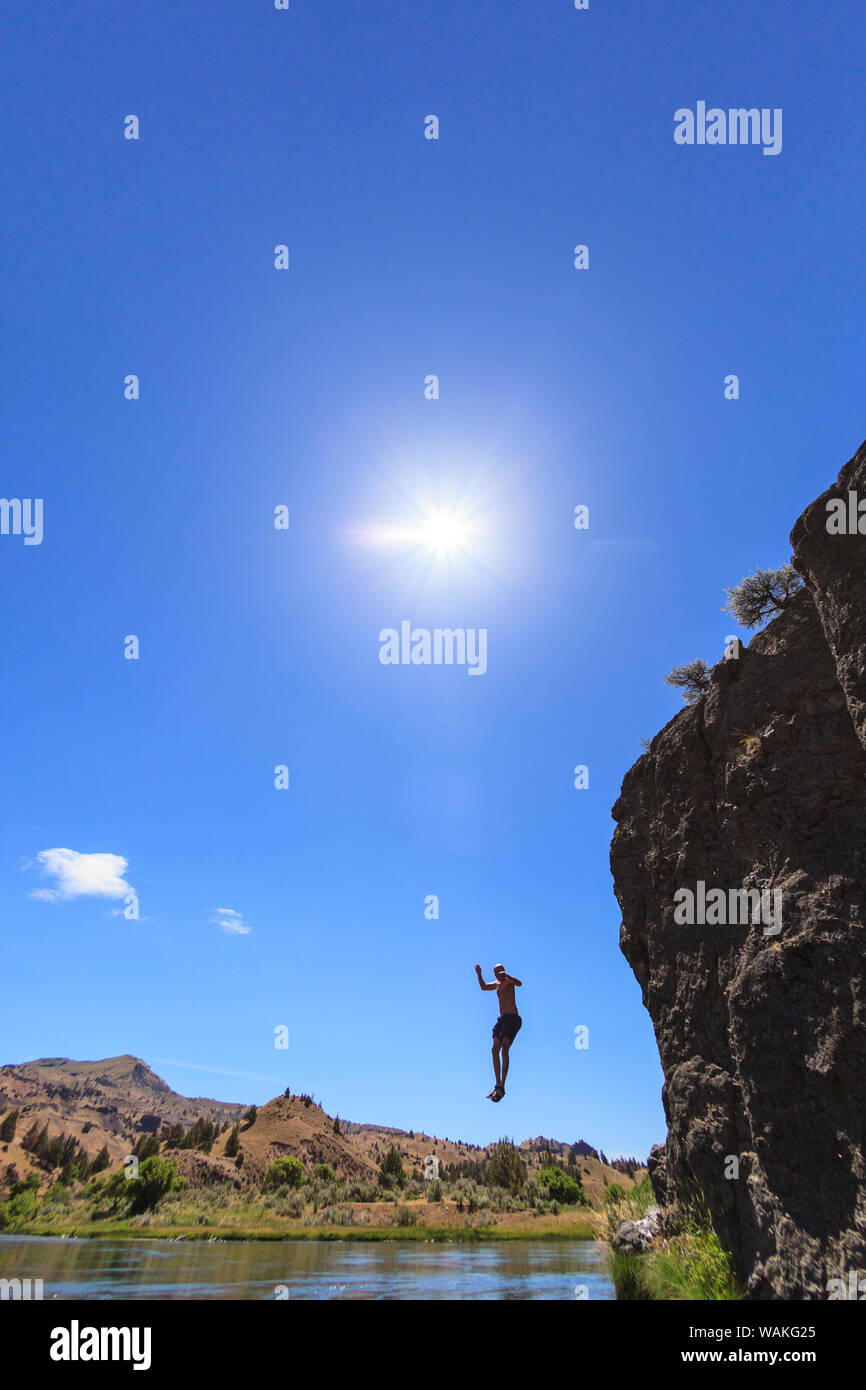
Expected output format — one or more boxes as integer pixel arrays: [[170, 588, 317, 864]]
[[475, 964, 497, 991], [505, 975, 522, 987]]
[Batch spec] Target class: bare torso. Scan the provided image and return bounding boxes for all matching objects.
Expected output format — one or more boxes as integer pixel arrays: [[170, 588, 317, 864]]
[[497, 980, 518, 1014]]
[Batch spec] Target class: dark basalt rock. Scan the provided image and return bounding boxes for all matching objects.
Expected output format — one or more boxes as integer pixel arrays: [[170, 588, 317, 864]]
[[647, 1142, 668, 1206], [611, 440, 866, 1299]]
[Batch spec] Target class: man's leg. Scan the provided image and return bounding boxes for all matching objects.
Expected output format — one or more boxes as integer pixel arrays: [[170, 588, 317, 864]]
[[489, 1039, 502, 1096], [500, 1038, 511, 1091]]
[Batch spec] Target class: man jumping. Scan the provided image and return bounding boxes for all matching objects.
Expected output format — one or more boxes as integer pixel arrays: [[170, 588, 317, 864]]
[[475, 962, 522, 1102]]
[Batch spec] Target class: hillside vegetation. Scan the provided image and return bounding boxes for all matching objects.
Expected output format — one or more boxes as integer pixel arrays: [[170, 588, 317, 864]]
[[0, 1055, 644, 1241]]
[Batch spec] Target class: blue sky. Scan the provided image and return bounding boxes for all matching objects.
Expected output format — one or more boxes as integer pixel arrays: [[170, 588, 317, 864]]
[[1, 1, 863, 1158]]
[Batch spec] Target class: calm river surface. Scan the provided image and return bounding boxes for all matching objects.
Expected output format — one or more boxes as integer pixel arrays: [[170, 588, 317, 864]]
[[0, 1234, 613, 1300]]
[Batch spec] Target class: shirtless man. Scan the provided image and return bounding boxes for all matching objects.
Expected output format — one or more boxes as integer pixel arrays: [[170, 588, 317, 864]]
[[475, 963, 522, 1102]]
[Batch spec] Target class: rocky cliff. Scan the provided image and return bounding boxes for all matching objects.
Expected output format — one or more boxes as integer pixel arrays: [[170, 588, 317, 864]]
[[611, 439, 866, 1299]]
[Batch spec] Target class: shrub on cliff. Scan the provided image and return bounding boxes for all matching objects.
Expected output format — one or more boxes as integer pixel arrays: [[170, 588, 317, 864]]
[[664, 659, 710, 703], [723, 564, 803, 629]]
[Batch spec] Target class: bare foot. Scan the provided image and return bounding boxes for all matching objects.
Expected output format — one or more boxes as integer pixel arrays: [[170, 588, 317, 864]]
[[491, 1085, 505, 1102]]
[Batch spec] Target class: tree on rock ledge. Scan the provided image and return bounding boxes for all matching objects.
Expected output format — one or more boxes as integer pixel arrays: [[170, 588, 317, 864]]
[[723, 564, 803, 629], [664, 659, 710, 704]]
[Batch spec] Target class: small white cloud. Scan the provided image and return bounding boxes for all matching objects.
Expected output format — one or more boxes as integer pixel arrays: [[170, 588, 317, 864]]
[[211, 907, 251, 936], [29, 848, 133, 903]]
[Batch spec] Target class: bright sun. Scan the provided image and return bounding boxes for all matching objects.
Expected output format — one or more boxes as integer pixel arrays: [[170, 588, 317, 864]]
[[421, 513, 472, 552], [349, 497, 486, 577]]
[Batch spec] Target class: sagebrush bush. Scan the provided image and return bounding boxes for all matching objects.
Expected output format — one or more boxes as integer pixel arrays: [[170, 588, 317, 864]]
[[318, 1205, 356, 1227], [273, 1189, 305, 1218]]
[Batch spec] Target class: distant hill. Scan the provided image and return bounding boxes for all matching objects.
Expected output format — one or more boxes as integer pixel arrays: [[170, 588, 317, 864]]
[[0, 1055, 643, 1203], [0, 1055, 246, 1180]]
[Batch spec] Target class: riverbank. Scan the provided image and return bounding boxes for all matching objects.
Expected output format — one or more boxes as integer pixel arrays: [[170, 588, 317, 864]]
[[13, 1205, 600, 1243]]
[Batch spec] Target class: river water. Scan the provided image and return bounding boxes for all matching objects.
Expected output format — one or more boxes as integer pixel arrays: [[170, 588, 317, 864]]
[[0, 1234, 613, 1300]]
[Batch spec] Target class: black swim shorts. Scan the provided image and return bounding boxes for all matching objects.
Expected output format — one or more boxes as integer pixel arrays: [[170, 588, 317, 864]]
[[493, 1013, 522, 1043]]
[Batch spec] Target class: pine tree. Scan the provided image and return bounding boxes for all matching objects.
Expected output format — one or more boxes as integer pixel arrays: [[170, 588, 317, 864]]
[[91, 1146, 110, 1174], [21, 1122, 41, 1153], [486, 1139, 527, 1195], [379, 1145, 406, 1188], [0, 1109, 19, 1142]]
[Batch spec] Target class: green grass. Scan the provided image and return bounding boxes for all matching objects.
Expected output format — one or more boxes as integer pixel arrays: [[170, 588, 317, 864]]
[[607, 1246, 653, 1300], [604, 1173, 656, 1217], [602, 1178, 744, 1301], [14, 1217, 597, 1243], [640, 1221, 746, 1301]]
